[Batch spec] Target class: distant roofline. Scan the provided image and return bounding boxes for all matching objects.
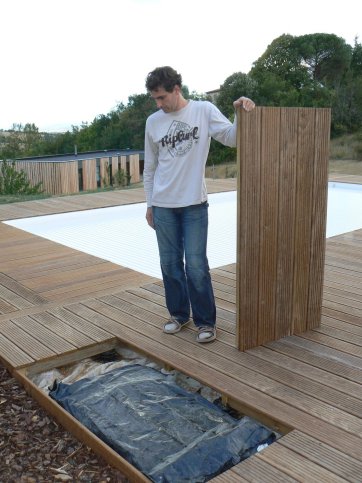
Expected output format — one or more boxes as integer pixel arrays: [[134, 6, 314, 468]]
[[15, 149, 144, 163], [206, 88, 221, 95]]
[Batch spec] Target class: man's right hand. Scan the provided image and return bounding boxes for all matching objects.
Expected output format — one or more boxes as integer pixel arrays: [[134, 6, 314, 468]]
[[146, 207, 154, 229]]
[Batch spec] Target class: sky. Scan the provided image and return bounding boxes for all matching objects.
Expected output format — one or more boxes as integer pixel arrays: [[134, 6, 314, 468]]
[[1, 0, 361, 132]]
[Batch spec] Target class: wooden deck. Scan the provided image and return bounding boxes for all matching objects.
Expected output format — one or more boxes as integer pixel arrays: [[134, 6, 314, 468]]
[[0, 178, 361, 482], [329, 173, 362, 184]]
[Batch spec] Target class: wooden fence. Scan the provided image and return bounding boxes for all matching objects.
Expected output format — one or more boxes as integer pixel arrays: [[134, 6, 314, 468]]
[[13, 161, 79, 196], [236, 107, 331, 350], [12, 154, 140, 195]]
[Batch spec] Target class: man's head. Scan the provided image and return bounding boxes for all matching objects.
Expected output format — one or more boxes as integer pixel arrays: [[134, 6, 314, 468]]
[[146, 66, 186, 113], [145, 66, 182, 93]]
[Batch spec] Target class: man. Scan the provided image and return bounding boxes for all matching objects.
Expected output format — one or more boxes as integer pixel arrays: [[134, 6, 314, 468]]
[[144, 66, 255, 343]]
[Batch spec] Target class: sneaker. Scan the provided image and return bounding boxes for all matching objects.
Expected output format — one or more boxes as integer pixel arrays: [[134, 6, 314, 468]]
[[163, 316, 190, 334], [196, 326, 216, 343]]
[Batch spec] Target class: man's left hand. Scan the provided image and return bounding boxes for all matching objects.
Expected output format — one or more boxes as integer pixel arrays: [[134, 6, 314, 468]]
[[233, 97, 255, 112]]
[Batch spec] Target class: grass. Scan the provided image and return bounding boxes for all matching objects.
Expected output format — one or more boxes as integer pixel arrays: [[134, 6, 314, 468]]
[[330, 132, 362, 160], [328, 159, 362, 175], [205, 132, 362, 179], [329, 132, 362, 175]]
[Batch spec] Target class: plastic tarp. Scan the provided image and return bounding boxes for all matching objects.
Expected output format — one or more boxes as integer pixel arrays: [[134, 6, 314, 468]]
[[49, 364, 275, 483]]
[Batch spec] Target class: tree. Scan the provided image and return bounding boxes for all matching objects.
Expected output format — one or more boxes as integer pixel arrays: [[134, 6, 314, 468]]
[[0, 123, 53, 158], [46, 130, 77, 155], [350, 37, 362, 77], [249, 33, 352, 107], [332, 71, 362, 133], [114, 94, 156, 149], [0, 124, 24, 159], [249, 33, 362, 134], [250, 34, 310, 95], [207, 72, 257, 165], [216, 72, 257, 118], [295, 33, 352, 88]]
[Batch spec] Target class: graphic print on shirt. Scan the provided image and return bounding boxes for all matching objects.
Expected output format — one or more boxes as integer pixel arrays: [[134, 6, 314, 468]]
[[159, 120, 199, 158]]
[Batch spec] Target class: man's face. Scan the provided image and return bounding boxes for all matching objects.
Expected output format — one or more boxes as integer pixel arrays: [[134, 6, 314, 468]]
[[150, 86, 180, 113]]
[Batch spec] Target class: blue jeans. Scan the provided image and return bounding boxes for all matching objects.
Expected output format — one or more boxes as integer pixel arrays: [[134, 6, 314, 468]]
[[153, 202, 216, 328]]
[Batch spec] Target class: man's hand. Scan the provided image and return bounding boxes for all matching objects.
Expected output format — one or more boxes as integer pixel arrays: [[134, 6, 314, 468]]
[[233, 96, 255, 112], [146, 207, 154, 229]]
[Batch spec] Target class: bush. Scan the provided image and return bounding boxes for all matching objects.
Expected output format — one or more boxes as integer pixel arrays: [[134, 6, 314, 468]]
[[0, 159, 43, 195], [113, 168, 126, 187]]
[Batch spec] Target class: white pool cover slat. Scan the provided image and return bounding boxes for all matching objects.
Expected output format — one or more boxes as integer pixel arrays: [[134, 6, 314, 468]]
[[4, 183, 362, 279]]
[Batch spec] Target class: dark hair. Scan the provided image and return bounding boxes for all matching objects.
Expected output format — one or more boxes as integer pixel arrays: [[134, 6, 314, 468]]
[[145, 66, 182, 92]]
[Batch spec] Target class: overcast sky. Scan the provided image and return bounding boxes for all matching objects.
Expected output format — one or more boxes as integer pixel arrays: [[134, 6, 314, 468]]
[[1, 0, 361, 132]]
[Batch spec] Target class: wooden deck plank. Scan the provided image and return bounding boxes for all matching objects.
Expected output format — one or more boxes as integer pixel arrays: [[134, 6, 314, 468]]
[[257, 442, 347, 482], [314, 324, 362, 345], [280, 335, 362, 370], [324, 273, 362, 293], [264, 339, 362, 384], [297, 331, 362, 358], [326, 243, 362, 260], [38, 270, 155, 302], [329, 174, 362, 184], [210, 471, 249, 482], [324, 286, 362, 305], [47, 306, 113, 342], [0, 284, 35, 310], [0, 319, 55, 360], [322, 315, 362, 335], [29, 312, 95, 348], [324, 255, 362, 274], [0, 273, 48, 305], [323, 287, 362, 308], [10, 315, 76, 354], [278, 430, 362, 481], [322, 298, 362, 320], [2, 253, 106, 280], [0, 297, 18, 314], [230, 454, 299, 482], [24, 263, 133, 292], [0, 332, 34, 368], [322, 307, 362, 328], [247, 345, 362, 401]]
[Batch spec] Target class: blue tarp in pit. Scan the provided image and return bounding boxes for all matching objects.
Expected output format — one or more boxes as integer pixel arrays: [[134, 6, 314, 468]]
[[49, 364, 275, 482]]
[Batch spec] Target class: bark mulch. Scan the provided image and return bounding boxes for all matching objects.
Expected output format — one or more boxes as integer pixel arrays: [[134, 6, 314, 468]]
[[0, 365, 128, 482]]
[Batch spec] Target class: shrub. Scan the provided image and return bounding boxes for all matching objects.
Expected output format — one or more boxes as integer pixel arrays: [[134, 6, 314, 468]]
[[0, 159, 43, 195], [113, 168, 126, 187]]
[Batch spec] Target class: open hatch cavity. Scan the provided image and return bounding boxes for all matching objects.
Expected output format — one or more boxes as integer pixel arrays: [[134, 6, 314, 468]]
[[25, 343, 278, 483]]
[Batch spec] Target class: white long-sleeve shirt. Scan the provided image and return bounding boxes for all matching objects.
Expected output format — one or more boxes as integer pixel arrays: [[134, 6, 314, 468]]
[[143, 100, 237, 208]]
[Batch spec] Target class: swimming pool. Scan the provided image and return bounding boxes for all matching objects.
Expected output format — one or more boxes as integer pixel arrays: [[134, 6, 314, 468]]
[[4, 182, 362, 279]]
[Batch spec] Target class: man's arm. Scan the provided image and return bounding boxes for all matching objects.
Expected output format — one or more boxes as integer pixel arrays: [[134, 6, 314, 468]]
[[143, 120, 158, 229], [209, 97, 256, 148]]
